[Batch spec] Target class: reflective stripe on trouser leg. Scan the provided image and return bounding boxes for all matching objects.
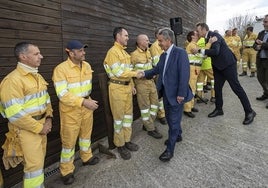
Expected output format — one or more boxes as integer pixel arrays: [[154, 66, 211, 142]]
[[24, 169, 44, 188], [141, 108, 150, 121], [242, 62, 248, 71], [157, 99, 165, 118]]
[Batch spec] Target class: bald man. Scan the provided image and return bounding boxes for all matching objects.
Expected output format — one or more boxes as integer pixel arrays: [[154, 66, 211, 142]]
[[131, 34, 163, 139]]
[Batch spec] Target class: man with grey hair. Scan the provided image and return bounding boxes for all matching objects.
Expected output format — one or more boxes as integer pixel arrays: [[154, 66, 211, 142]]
[[144, 28, 193, 162]]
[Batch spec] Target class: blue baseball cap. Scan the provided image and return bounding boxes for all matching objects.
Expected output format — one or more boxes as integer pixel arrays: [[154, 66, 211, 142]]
[[66, 40, 88, 50]]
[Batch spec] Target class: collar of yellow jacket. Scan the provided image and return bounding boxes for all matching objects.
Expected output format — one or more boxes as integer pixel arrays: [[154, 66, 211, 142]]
[[114, 41, 127, 50], [66, 57, 86, 68], [17, 62, 38, 75]]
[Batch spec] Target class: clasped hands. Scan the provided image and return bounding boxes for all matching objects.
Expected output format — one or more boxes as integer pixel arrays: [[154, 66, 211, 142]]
[[40, 117, 52, 135], [255, 39, 263, 50]]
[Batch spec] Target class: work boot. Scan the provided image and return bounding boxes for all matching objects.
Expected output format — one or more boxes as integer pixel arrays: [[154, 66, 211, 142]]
[[250, 72, 255, 77], [125, 142, 139, 151], [239, 71, 247, 76], [210, 97, 216, 103], [62, 173, 75, 185], [158, 117, 167, 125], [117, 146, 131, 160], [147, 130, 163, 139], [82, 156, 100, 166]]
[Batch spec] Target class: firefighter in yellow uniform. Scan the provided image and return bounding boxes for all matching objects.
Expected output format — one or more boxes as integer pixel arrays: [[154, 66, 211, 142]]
[[240, 26, 257, 77], [196, 37, 216, 103], [183, 31, 215, 117], [131, 34, 163, 139], [149, 28, 167, 125], [103, 27, 143, 160], [232, 28, 242, 66], [0, 42, 53, 188], [52, 40, 99, 185]]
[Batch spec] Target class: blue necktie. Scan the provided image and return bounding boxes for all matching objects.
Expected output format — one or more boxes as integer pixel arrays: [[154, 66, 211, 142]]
[[162, 52, 168, 84]]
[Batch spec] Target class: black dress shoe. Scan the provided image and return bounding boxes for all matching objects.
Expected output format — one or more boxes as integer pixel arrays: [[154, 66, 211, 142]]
[[191, 107, 199, 112], [208, 109, 224, 118], [266, 103, 268, 109], [256, 95, 268, 101], [183, 111, 195, 118], [159, 150, 173, 162], [243, 110, 256, 125], [164, 136, 182, 145]]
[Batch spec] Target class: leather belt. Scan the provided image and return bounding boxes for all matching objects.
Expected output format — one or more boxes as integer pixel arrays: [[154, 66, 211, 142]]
[[245, 46, 253, 48], [32, 113, 46, 120], [109, 79, 130, 85], [189, 63, 201, 66]]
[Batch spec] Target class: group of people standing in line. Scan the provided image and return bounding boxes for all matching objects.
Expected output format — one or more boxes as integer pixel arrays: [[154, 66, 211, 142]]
[[222, 15, 268, 109], [0, 14, 267, 187]]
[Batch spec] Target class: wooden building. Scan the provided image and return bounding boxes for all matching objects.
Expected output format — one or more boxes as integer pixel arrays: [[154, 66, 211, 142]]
[[0, 0, 206, 187]]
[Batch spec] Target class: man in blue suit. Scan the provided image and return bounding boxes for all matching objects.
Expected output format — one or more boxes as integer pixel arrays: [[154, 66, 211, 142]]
[[144, 28, 193, 162], [195, 23, 256, 125]]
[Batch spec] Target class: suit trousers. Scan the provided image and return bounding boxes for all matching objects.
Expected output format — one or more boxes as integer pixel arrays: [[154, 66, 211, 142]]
[[163, 88, 183, 154], [213, 63, 252, 113], [256, 58, 268, 96]]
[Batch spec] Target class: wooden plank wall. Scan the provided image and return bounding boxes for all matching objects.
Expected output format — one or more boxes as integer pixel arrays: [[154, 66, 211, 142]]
[[0, 0, 206, 187]]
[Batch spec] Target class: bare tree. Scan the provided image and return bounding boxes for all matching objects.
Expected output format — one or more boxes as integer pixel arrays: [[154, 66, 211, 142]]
[[226, 14, 255, 38]]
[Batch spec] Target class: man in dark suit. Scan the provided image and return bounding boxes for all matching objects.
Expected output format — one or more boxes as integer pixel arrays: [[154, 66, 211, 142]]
[[195, 23, 256, 125], [144, 28, 193, 162], [253, 14, 268, 108]]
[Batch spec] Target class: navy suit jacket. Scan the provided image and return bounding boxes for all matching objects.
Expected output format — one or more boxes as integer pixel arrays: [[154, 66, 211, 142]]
[[204, 31, 237, 70], [145, 45, 193, 106]]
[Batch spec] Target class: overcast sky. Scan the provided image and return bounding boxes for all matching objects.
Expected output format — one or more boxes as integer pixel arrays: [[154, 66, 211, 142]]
[[207, 0, 268, 34]]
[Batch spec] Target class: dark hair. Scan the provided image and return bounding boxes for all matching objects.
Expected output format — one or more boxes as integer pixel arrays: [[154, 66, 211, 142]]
[[186, 31, 195, 42], [14, 42, 33, 61], [196, 22, 209, 31], [232, 28, 238, 32], [247, 26, 253, 32], [113, 27, 127, 40]]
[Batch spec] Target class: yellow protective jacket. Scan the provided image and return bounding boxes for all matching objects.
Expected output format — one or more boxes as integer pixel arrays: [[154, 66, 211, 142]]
[[243, 33, 257, 47], [149, 40, 164, 66], [103, 42, 136, 86], [131, 47, 153, 71], [197, 37, 213, 70], [0, 64, 53, 169], [186, 41, 204, 65], [52, 58, 93, 108]]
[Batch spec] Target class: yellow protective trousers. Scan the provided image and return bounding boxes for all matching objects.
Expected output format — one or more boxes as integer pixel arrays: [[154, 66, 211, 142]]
[[109, 83, 133, 147], [134, 79, 158, 131], [20, 128, 46, 188], [196, 69, 215, 98], [242, 48, 257, 72], [184, 65, 201, 112], [60, 106, 93, 176], [0, 170, 3, 188]]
